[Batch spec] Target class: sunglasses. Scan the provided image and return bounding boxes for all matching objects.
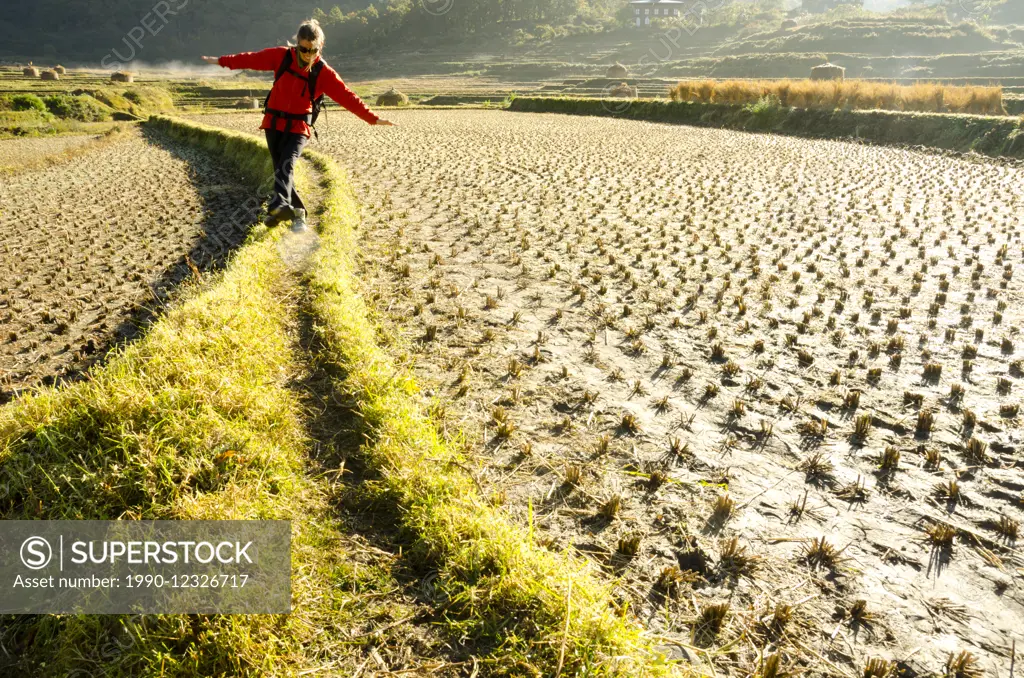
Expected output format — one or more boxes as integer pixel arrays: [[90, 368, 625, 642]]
[[297, 45, 319, 55]]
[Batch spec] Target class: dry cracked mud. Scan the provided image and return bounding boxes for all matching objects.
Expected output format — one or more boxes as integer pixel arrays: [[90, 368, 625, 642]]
[[0, 127, 259, 401], [193, 109, 1024, 678]]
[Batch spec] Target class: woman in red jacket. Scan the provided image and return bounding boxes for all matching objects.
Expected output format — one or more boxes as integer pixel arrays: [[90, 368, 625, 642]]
[[203, 19, 393, 230]]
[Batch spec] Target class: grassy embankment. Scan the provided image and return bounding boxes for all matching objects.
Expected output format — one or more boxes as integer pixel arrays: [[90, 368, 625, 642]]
[[0, 119, 376, 675], [0, 85, 174, 136], [0, 115, 686, 677], [302, 143, 681, 676], [510, 96, 1024, 158]]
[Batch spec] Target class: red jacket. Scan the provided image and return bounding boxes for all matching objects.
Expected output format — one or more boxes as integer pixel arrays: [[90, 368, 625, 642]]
[[218, 46, 379, 135]]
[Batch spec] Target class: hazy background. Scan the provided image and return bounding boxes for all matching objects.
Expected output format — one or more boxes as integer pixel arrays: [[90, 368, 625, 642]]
[[1, 0, 1021, 81]]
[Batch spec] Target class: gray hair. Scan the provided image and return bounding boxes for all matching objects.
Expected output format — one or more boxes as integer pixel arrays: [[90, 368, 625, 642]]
[[296, 19, 325, 49]]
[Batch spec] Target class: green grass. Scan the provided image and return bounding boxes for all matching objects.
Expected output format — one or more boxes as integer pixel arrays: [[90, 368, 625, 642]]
[[42, 93, 113, 122], [83, 86, 176, 117], [0, 81, 178, 135], [0, 113, 690, 676], [0, 92, 115, 135], [0, 118, 407, 676], [302, 147, 683, 677]]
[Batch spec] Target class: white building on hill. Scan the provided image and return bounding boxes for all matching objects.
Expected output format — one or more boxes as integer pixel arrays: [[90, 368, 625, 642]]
[[629, 0, 688, 27]]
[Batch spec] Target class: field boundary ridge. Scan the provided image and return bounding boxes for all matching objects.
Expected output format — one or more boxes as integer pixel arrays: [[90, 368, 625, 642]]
[[509, 96, 1024, 159]]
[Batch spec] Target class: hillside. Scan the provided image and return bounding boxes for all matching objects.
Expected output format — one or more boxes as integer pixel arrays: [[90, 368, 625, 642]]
[[716, 17, 1023, 56], [995, 1, 1024, 24], [2, 2, 1023, 83], [0, 0, 368, 62], [0, 0, 624, 63], [325, 15, 1024, 83]]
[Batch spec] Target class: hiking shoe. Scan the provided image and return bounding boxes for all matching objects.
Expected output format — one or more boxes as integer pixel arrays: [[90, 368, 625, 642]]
[[264, 204, 294, 228], [291, 208, 307, 233]]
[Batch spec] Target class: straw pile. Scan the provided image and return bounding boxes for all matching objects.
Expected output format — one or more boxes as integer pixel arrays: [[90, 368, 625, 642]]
[[376, 88, 409, 106], [811, 63, 846, 81], [607, 62, 629, 78], [609, 82, 638, 98]]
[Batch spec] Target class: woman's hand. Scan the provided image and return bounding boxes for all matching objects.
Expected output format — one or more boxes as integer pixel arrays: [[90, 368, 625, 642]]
[[201, 56, 220, 65], [374, 119, 396, 126]]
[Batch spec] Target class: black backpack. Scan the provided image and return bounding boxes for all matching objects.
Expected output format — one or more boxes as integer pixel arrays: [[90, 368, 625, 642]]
[[263, 48, 326, 138]]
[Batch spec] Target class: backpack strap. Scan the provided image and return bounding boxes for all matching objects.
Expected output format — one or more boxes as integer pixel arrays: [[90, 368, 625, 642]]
[[308, 60, 324, 100], [264, 49, 299, 132], [308, 61, 325, 141], [275, 49, 294, 83]]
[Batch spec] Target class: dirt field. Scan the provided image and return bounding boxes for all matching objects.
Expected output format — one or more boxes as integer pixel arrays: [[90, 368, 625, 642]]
[[0, 134, 100, 172], [0, 127, 258, 402], [197, 110, 1021, 677]]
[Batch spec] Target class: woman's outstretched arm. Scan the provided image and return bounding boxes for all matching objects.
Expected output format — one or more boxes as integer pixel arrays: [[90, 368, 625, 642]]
[[319, 64, 395, 126], [201, 47, 286, 71]]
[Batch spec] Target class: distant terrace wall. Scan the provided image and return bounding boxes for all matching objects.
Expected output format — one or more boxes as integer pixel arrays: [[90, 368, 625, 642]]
[[509, 96, 1024, 159]]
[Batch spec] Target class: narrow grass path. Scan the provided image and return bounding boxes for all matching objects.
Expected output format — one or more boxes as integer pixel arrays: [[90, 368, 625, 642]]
[[0, 202, 343, 674], [301, 147, 684, 676], [0, 120, 454, 676], [1, 115, 691, 677]]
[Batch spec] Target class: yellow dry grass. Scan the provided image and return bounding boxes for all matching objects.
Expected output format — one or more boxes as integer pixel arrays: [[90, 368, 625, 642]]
[[670, 79, 1006, 115]]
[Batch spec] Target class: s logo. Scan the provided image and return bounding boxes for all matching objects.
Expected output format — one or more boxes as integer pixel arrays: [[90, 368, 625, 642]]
[[20, 537, 52, 570]]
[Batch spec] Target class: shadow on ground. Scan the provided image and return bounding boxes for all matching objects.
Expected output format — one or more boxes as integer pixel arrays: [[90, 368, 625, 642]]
[[0, 127, 263, 404]]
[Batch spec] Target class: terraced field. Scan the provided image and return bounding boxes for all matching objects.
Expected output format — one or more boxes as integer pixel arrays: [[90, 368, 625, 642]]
[[196, 109, 1022, 678], [0, 128, 257, 402], [0, 134, 99, 172]]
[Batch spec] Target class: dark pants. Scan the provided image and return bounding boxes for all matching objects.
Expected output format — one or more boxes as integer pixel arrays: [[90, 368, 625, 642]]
[[265, 128, 308, 212]]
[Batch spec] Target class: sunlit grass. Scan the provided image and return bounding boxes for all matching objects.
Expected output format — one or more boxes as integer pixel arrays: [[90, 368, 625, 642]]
[[0, 118, 403, 676], [305, 149, 684, 676], [670, 78, 1006, 115]]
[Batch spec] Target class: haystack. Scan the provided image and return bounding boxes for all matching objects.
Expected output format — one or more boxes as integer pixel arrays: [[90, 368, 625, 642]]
[[811, 63, 845, 81], [235, 96, 260, 109], [606, 62, 629, 78], [609, 82, 638, 98], [781, 19, 798, 29], [376, 87, 408, 106], [40, 70, 59, 81], [54, 65, 66, 75], [111, 71, 134, 83], [23, 66, 39, 77]]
